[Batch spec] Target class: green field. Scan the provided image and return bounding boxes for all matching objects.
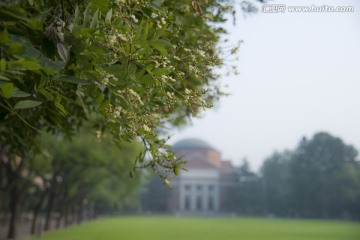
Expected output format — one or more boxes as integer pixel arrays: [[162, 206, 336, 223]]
[[33, 217, 360, 240]]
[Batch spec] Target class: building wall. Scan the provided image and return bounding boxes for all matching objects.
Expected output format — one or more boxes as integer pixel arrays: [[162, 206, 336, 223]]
[[177, 169, 220, 212]]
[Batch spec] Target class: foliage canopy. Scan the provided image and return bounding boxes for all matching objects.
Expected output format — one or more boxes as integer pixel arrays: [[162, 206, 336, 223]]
[[0, 0, 239, 178]]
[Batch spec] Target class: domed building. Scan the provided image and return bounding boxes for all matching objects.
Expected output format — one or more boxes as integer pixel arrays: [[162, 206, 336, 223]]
[[169, 138, 237, 214]]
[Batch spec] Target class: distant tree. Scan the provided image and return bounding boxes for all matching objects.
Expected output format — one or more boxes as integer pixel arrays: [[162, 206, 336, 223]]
[[235, 159, 264, 216], [140, 175, 171, 213], [289, 132, 360, 218], [36, 131, 142, 231], [261, 150, 292, 216]]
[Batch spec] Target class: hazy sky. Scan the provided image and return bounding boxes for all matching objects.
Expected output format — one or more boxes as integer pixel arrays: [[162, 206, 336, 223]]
[[169, 0, 360, 171]]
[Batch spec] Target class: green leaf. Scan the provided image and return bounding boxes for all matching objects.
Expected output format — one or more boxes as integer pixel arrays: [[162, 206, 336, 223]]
[[54, 99, 69, 116], [99, 99, 110, 112], [8, 42, 26, 56], [90, 9, 99, 28], [83, 4, 91, 27], [0, 73, 10, 81], [105, 8, 112, 23], [79, 28, 97, 37], [95, 93, 104, 104], [12, 88, 31, 98], [135, 69, 146, 79], [1, 83, 14, 98], [0, 29, 10, 44], [90, 0, 109, 13], [0, 7, 28, 22], [54, 75, 90, 85], [156, 39, 172, 48], [57, 43, 70, 62], [9, 58, 42, 71], [173, 166, 179, 176], [0, 58, 6, 72], [150, 3, 166, 13], [151, 26, 166, 42], [14, 100, 42, 109], [105, 64, 125, 75], [152, 68, 172, 76], [27, 17, 43, 31], [140, 74, 154, 84], [151, 41, 168, 55], [74, 4, 81, 27], [143, 22, 149, 40], [134, 19, 144, 41]]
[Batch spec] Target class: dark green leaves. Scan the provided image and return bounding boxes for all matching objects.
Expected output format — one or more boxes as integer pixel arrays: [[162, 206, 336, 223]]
[[8, 43, 26, 55], [12, 88, 31, 98], [0, 0, 229, 185], [54, 75, 90, 85], [9, 58, 42, 71], [105, 8, 113, 23], [1, 82, 14, 98], [0, 29, 10, 44], [151, 40, 171, 56], [90, 9, 99, 28], [0, 59, 6, 72], [152, 68, 172, 76], [150, 3, 167, 13], [57, 43, 70, 62], [14, 100, 42, 109]]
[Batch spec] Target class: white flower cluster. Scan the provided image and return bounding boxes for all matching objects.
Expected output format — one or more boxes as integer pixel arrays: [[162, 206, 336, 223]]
[[159, 75, 176, 83], [188, 65, 202, 77], [131, 15, 138, 23], [150, 12, 167, 29]]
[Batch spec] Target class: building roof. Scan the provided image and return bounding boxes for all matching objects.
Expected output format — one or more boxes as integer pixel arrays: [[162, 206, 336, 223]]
[[184, 158, 217, 169], [173, 138, 214, 150]]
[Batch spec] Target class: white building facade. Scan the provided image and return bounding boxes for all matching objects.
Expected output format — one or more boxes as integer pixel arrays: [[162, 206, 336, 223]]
[[179, 168, 220, 212], [169, 139, 237, 214]]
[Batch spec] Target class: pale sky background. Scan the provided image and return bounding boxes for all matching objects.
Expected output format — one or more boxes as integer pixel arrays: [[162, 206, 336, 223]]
[[169, 0, 360, 171]]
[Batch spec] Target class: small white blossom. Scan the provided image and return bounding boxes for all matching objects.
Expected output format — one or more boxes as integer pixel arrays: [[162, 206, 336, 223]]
[[143, 124, 151, 132], [161, 17, 166, 25], [131, 15, 138, 23], [108, 35, 117, 44], [117, 33, 128, 42], [197, 50, 206, 58]]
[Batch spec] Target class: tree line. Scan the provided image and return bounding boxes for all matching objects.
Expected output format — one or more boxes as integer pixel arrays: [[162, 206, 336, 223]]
[[142, 132, 360, 220], [0, 131, 143, 239]]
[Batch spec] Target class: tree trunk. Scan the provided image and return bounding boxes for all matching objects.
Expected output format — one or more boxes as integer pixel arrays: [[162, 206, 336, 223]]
[[77, 202, 83, 224], [7, 185, 19, 239], [56, 205, 64, 229], [5, 153, 24, 240], [44, 190, 56, 231], [64, 204, 69, 227], [31, 190, 47, 235]]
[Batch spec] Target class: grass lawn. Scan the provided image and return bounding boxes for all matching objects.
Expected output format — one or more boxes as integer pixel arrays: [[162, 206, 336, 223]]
[[32, 217, 360, 240]]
